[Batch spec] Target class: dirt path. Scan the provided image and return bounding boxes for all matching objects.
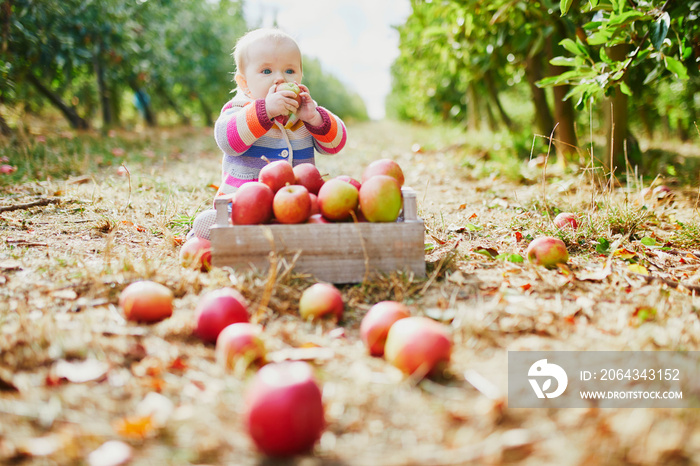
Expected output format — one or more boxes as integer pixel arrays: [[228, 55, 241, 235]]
[[1, 121, 699, 464]]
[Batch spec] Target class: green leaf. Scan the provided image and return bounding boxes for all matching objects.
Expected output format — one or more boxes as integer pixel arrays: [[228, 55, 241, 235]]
[[641, 237, 660, 247], [549, 57, 578, 67], [619, 81, 632, 96], [465, 223, 482, 231], [560, 0, 573, 15], [608, 10, 645, 27], [650, 12, 670, 50], [664, 56, 689, 80], [590, 0, 599, 6], [596, 238, 610, 254], [560, 38, 584, 57]]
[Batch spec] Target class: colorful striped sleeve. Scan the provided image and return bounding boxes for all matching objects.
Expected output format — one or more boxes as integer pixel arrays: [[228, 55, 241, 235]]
[[305, 107, 347, 155], [214, 99, 274, 156]]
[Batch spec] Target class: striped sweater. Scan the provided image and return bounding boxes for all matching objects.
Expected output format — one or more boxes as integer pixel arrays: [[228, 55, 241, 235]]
[[213, 91, 347, 196]]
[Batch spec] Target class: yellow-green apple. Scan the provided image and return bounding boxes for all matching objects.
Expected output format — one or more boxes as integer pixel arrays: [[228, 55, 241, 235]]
[[384, 316, 452, 378], [216, 323, 265, 370], [360, 301, 411, 356], [526, 236, 569, 268], [231, 182, 274, 225], [317, 178, 358, 221], [293, 163, 324, 195], [245, 361, 324, 457], [179, 236, 212, 271], [359, 175, 402, 222], [273, 185, 312, 224], [299, 283, 344, 321], [335, 175, 361, 191], [275, 82, 302, 113], [553, 212, 579, 230], [194, 288, 249, 343], [361, 159, 405, 187], [259, 160, 295, 194], [119, 281, 173, 323]]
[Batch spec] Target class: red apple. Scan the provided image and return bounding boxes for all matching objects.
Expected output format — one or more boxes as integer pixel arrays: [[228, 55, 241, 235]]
[[384, 316, 452, 378], [317, 178, 359, 222], [259, 160, 295, 194], [293, 163, 324, 195], [360, 301, 411, 356], [273, 185, 312, 224], [526, 236, 569, 268], [179, 237, 212, 271], [194, 288, 249, 343], [216, 323, 266, 370], [299, 283, 344, 321], [359, 175, 402, 223], [553, 212, 579, 230], [309, 193, 320, 215], [245, 361, 324, 457], [231, 182, 274, 225], [335, 175, 361, 191], [361, 159, 405, 187], [306, 213, 330, 224], [119, 281, 173, 323]]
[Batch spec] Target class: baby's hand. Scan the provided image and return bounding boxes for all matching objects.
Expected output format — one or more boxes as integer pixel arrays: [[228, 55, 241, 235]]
[[265, 85, 300, 120], [296, 84, 323, 126]]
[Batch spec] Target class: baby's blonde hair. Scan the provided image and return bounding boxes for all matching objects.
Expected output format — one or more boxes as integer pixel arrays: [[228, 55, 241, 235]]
[[233, 28, 302, 75]]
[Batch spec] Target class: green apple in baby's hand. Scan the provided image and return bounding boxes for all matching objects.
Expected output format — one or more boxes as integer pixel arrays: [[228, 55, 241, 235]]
[[276, 82, 302, 117]]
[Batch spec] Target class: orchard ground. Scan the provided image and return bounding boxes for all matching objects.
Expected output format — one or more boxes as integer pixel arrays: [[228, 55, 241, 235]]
[[1, 120, 700, 464]]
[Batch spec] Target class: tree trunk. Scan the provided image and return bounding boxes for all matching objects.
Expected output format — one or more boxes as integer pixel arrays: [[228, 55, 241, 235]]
[[484, 72, 513, 131], [525, 51, 554, 136], [0, 110, 10, 135], [466, 83, 480, 132], [194, 91, 213, 127], [93, 41, 112, 128], [604, 44, 638, 173], [26, 74, 89, 129], [130, 85, 156, 126], [156, 85, 190, 125]]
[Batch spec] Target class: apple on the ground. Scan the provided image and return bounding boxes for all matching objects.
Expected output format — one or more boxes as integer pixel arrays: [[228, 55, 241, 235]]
[[119, 281, 173, 323], [360, 301, 411, 356], [384, 316, 452, 378], [259, 160, 295, 194], [216, 323, 265, 371], [317, 178, 358, 222], [194, 288, 249, 343], [293, 163, 325, 195], [526, 236, 569, 268], [231, 182, 274, 225], [245, 361, 325, 457], [359, 175, 402, 222], [179, 236, 212, 271], [361, 159, 405, 187], [299, 283, 344, 321], [553, 212, 579, 230], [273, 184, 312, 224]]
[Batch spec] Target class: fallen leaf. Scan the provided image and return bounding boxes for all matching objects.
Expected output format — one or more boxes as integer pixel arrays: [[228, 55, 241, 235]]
[[613, 248, 637, 260], [114, 415, 155, 439], [88, 440, 133, 466], [54, 359, 109, 383], [628, 264, 649, 276]]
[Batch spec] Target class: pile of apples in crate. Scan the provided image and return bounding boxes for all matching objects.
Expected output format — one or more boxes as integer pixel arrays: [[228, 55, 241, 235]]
[[118, 279, 452, 458], [179, 158, 406, 271]]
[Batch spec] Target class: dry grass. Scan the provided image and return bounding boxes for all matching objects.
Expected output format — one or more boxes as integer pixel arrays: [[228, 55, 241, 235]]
[[1, 120, 700, 465]]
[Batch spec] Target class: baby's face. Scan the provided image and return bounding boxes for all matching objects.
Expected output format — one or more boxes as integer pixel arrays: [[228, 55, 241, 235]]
[[240, 37, 302, 100]]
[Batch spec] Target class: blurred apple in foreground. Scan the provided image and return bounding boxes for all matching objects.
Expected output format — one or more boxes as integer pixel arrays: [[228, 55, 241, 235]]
[[299, 283, 344, 321], [179, 236, 212, 271], [119, 281, 173, 323], [361, 159, 405, 187], [195, 288, 249, 343], [216, 323, 265, 371], [384, 316, 452, 378], [232, 182, 274, 225], [317, 178, 358, 222], [526, 236, 569, 268], [245, 361, 324, 457], [259, 160, 295, 194], [553, 212, 579, 230], [293, 163, 324, 195], [360, 301, 411, 356], [359, 175, 402, 223], [309, 193, 320, 215], [273, 185, 311, 224]]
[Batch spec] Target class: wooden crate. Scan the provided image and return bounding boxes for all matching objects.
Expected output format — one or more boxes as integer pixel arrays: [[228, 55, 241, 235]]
[[210, 187, 425, 283]]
